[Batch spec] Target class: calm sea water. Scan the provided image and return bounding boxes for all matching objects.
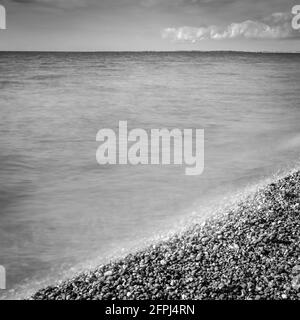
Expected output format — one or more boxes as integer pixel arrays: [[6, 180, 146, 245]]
[[0, 52, 300, 298]]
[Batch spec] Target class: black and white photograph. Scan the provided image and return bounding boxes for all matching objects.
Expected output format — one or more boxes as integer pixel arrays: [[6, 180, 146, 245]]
[[0, 0, 300, 308]]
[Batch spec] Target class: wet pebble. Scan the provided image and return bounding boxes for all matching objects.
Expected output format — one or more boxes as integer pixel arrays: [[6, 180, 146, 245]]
[[31, 171, 300, 300]]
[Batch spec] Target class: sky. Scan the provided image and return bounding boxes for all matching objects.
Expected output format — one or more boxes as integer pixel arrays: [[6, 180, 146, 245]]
[[0, 0, 299, 51]]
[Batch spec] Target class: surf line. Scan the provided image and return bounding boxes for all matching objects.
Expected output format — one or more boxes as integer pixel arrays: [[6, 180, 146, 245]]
[[96, 121, 204, 176]]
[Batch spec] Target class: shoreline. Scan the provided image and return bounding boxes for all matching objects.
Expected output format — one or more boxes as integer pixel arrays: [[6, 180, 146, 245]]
[[31, 170, 300, 300]]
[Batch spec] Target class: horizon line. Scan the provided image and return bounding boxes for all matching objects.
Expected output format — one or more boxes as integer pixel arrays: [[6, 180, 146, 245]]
[[0, 50, 300, 54]]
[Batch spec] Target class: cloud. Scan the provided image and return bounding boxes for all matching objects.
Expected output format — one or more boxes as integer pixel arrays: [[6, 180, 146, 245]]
[[162, 12, 298, 42]]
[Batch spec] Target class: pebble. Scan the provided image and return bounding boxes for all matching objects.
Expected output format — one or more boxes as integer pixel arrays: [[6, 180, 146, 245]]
[[104, 270, 113, 277], [291, 275, 300, 290], [31, 171, 300, 300]]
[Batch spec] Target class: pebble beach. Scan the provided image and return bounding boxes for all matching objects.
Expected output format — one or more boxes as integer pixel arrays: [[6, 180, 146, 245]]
[[31, 170, 300, 300]]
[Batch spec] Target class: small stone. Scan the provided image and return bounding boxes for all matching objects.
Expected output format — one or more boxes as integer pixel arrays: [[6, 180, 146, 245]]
[[291, 275, 300, 290], [201, 237, 209, 244], [160, 259, 166, 266], [29, 170, 300, 301], [104, 270, 113, 277], [195, 253, 202, 261], [292, 265, 300, 275]]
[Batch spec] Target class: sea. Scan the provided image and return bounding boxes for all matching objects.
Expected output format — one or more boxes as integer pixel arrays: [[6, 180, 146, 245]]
[[0, 52, 300, 299]]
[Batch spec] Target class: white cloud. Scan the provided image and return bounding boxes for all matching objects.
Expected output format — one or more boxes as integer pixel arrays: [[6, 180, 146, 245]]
[[162, 12, 297, 42]]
